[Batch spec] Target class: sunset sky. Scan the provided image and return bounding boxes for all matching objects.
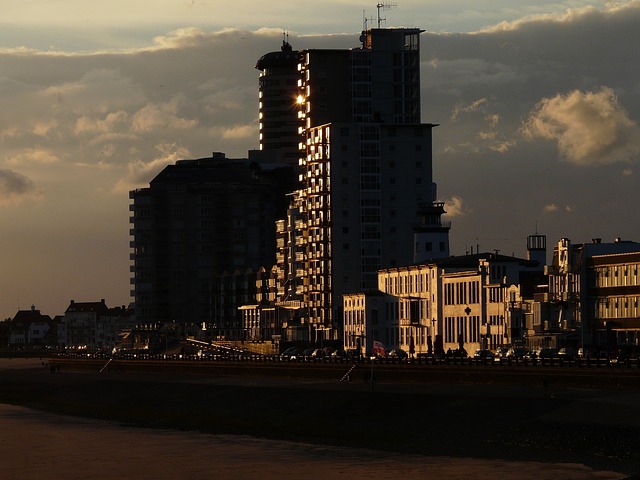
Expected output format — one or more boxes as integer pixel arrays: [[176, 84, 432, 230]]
[[1, 1, 639, 318]]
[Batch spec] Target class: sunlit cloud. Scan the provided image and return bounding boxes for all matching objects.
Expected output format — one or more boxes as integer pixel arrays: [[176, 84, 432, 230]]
[[114, 142, 192, 192], [221, 124, 255, 140], [442, 195, 471, 217], [450, 98, 488, 122], [75, 111, 130, 135], [543, 203, 574, 214], [7, 149, 60, 166], [522, 87, 640, 166], [478, 2, 638, 34], [131, 100, 198, 133]]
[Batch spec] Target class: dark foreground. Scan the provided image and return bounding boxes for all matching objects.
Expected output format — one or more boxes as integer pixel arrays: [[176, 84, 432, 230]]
[[1, 359, 639, 478]]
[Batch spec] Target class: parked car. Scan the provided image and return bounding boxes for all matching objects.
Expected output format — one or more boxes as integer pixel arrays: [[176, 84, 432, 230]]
[[290, 347, 315, 361], [279, 346, 303, 360], [446, 348, 468, 358], [536, 347, 559, 360], [558, 348, 576, 360], [321, 347, 335, 357], [473, 349, 494, 360], [494, 347, 508, 362], [388, 348, 408, 359], [506, 347, 530, 359]]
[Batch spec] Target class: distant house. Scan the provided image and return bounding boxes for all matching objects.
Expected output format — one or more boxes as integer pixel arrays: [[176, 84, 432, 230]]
[[63, 299, 110, 349], [98, 304, 136, 350], [60, 300, 135, 350], [8, 306, 53, 346]]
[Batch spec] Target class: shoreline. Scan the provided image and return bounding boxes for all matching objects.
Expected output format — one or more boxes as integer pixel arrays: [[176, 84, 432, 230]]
[[0, 404, 629, 480], [1, 359, 639, 477]]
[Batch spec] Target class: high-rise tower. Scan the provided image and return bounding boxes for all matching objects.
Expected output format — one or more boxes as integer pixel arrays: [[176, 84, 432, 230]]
[[260, 27, 448, 342], [255, 38, 301, 165]]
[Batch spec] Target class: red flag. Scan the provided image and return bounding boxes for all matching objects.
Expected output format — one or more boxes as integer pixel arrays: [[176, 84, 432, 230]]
[[373, 340, 386, 357]]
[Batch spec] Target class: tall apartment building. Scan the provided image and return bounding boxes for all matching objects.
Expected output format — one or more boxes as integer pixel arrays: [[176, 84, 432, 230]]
[[254, 27, 449, 343], [129, 153, 296, 338], [255, 37, 301, 165]]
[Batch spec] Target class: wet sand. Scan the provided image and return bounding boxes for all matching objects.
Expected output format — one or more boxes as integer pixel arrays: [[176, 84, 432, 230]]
[[0, 358, 638, 479], [0, 404, 628, 480]]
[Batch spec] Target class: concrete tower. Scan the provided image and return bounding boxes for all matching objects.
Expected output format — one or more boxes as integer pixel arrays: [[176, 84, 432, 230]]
[[255, 37, 301, 165]]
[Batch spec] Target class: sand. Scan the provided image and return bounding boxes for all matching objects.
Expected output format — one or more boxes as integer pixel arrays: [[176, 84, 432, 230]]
[[0, 358, 637, 479], [0, 404, 629, 480]]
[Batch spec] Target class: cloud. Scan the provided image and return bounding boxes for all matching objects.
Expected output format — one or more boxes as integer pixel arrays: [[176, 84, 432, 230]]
[[221, 124, 255, 140], [131, 100, 199, 133], [450, 98, 489, 122], [1, 3, 640, 316], [522, 87, 640, 166], [543, 203, 574, 214], [0, 169, 38, 205], [114, 142, 192, 192], [7, 149, 61, 166], [442, 196, 471, 217]]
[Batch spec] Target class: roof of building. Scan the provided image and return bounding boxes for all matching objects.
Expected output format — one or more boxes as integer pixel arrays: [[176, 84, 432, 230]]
[[149, 154, 296, 190], [435, 252, 539, 269], [255, 40, 299, 70], [65, 299, 109, 314], [11, 307, 52, 326], [380, 252, 540, 272]]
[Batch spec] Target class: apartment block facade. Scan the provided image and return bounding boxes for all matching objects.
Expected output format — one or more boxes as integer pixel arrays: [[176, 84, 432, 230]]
[[256, 27, 447, 343], [130, 153, 296, 338]]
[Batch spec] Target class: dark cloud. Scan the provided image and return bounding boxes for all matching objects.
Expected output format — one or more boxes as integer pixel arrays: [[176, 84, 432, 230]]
[[421, 2, 640, 255], [0, 169, 36, 205], [0, 2, 639, 317]]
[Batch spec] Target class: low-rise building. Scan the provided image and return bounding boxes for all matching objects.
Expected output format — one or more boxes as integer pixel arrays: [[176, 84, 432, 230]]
[[8, 306, 53, 346], [527, 238, 640, 352], [377, 251, 543, 356]]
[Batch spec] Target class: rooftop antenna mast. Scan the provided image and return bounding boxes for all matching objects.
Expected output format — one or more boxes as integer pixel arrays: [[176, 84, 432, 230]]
[[376, 2, 397, 28], [362, 10, 375, 30]]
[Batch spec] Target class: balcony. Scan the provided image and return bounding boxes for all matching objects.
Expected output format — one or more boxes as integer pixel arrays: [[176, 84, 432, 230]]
[[544, 265, 560, 275]]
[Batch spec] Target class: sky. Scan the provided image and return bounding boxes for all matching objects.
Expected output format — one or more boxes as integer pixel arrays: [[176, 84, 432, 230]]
[[1, 1, 639, 318]]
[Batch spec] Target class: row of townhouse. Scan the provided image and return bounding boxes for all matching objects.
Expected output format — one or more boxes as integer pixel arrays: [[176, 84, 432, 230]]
[[6, 300, 135, 351], [344, 241, 544, 356], [343, 236, 640, 356]]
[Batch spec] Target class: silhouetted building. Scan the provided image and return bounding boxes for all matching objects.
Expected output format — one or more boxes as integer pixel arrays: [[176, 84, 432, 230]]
[[8, 305, 53, 346], [63, 299, 110, 348], [129, 153, 296, 338]]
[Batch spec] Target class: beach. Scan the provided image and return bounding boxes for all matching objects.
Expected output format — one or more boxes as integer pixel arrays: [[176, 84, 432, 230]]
[[0, 358, 638, 479]]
